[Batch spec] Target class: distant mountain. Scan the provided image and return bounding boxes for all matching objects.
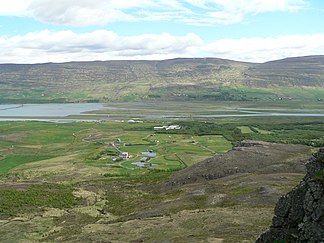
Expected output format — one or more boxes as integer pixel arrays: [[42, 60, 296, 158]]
[[245, 55, 324, 87], [0, 56, 323, 103]]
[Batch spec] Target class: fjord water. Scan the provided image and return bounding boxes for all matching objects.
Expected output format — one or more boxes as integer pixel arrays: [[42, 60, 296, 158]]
[[0, 103, 324, 122], [0, 103, 105, 117]]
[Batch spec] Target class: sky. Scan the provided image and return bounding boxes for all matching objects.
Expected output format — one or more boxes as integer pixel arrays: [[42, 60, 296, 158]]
[[0, 0, 324, 63]]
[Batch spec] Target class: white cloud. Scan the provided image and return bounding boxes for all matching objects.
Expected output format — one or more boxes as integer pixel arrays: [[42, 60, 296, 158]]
[[184, 0, 306, 25], [194, 0, 306, 13], [0, 0, 306, 26], [0, 30, 203, 63], [201, 34, 324, 62], [9, 0, 191, 26], [0, 30, 324, 63], [26, 0, 135, 26], [0, 0, 32, 16]]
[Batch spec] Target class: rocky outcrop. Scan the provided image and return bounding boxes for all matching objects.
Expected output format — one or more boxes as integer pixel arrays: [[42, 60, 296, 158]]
[[257, 148, 324, 242], [167, 141, 312, 187]]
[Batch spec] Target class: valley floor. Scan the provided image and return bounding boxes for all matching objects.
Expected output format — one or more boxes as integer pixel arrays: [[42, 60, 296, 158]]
[[0, 102, 323, 242]]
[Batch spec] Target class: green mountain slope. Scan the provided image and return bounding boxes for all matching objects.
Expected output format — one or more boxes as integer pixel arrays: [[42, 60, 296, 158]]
[[245, 55, 324, 87], [0, 56, 323, 103]]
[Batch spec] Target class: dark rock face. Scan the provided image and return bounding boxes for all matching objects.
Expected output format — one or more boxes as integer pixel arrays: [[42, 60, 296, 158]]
[[257, 148, 324, 242]]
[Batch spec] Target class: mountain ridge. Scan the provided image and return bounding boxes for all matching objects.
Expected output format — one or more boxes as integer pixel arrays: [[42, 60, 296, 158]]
[[0, 55, 324, 103], [2, 55, 324, 65]]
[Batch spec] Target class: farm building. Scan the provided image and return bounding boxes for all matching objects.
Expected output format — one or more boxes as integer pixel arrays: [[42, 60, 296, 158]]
[[166, 125, 181, 130], [121, 152, 129, 159], [154, 125, 181, 130]]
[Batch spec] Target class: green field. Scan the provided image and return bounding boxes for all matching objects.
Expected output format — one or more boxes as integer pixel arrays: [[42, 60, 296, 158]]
[[1, 114, 323, 179], [0, 105, 323, 242], [237, 126, 254, 134], [0, 121, 234, 178]]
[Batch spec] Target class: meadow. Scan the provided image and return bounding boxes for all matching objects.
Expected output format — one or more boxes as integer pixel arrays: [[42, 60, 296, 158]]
[[0, 120, 233, 178], [0, 101, 323, 242], [1, 112, 323, 179]]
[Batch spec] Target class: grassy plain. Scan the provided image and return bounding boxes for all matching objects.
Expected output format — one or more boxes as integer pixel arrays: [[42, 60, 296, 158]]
[[0, 120, 234, 179], [0, 101, 323, 242]]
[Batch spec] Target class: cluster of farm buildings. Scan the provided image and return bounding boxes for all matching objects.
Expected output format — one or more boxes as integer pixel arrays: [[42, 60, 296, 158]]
[[153, 125, 181, 130]]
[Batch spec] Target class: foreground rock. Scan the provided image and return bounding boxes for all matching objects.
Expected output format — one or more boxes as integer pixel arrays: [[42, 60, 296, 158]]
[[256, 148, 324, 242]]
